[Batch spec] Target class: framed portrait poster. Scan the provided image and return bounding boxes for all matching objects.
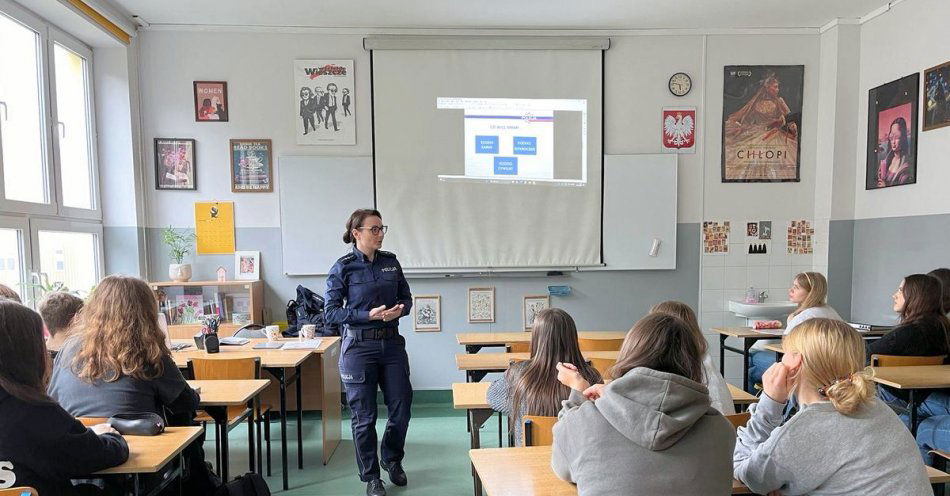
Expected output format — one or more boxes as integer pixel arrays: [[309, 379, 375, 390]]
[[467, 287, 495, 323], [154, 138, 196, 190], [721, 65, 804, 182], [234, 251, 260, 280], [230, 139, 273, 192], [413, 295, 441, 332], [924, 61, 950, 132], [193, 81, 228, 122], [866, 73, 918, 190], [523, 294, 550, 331], [293, 60, 356, 145]]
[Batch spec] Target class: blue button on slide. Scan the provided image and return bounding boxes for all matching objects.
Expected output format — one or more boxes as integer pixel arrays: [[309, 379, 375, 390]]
[[494, 157, 518, 175], [475, 135, 499, 154], [513, 136, 537, 155]]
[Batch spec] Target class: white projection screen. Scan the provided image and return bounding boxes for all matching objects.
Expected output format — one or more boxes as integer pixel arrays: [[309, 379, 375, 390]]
[[370, 38, 606, 269]]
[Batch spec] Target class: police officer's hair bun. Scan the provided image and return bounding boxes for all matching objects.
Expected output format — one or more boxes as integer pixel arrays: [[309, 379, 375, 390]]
[[344, 208, 383, 244]]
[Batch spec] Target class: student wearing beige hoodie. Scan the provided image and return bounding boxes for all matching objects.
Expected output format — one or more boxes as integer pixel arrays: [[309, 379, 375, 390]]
[[551, 313, 735, 496]]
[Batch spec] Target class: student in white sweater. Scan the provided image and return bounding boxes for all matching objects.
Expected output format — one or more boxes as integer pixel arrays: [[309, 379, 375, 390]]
[[651, 301, 735, 415], [747, 271, 842, 392], [734, 318, 930, 495]]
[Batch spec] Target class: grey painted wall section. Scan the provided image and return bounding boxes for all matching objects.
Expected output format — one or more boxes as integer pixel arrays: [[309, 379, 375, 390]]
[[851, 213, 950, 325], [145, 223, 700, 389], [104, 226, 146, 278], [826, 219, 854, 320]]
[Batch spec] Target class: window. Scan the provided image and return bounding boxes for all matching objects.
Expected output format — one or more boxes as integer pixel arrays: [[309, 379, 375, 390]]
[[53, 42, 95, 210]]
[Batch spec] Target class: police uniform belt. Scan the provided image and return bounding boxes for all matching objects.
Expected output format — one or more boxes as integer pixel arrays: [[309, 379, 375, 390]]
[[346, 327, 399, 340]]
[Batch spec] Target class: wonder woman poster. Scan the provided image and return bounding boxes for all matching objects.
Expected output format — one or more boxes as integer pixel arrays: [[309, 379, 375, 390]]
[[721, 65, 804, 182]]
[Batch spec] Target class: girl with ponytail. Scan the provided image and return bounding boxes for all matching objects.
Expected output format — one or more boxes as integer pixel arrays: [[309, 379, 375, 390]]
[[734, 318, 930, 495]]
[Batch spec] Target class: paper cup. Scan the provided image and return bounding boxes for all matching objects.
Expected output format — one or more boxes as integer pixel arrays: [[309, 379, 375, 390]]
[[300, 324, 316, 340]]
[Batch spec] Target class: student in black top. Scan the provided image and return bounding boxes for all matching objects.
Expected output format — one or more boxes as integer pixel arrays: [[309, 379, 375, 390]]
[[0, 300, 128, 495], [868, 274, 950, 408]]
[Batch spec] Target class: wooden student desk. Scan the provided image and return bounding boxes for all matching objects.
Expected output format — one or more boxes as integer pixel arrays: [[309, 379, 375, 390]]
[[456, 351, 619, 382], [94, 426, 202, 496], [713, 327, 889, 392], [457, 331, 626, 354], [187, 379, 269, 481], [469, 445, 950, 496], [172, 337, 342, 490], [871, 365, 950, 436]]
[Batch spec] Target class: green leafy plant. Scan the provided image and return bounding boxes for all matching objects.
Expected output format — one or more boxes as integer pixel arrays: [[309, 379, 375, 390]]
[[161, 226, 196, 264]]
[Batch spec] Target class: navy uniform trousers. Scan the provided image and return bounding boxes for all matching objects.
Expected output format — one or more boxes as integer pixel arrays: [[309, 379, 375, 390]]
[[339, 330, 413, 481]]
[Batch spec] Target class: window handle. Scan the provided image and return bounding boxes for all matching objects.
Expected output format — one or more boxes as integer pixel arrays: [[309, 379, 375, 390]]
[[57, 121, 66, 138], [0, 101, 7, 121]]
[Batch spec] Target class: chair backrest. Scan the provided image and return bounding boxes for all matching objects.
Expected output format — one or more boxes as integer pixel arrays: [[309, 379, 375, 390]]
[[187, 357, 262, 381], [725, 412, 751, 431], [588, 357, 616, 379], [233, 326, 267, 339], [508, 342, 530, 353], [0, 488, 38, 496], [523, 415, 558, 447], [870, 354, 946, 367], [77, 417, 108, 427], [577, 338, 624, 352]]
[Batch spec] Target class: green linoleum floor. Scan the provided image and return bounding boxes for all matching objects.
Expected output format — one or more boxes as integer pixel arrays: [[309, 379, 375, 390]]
[[205, 401, 507, 495]]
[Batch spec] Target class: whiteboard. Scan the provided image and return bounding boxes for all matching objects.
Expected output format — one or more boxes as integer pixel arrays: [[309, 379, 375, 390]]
[[278, 154, 676, 274], [585, 154, 678, 270], [278, 156, 374, 275]]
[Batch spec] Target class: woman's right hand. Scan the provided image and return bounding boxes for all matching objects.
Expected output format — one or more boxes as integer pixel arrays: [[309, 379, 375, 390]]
[[762, 362, 792, 404], [90, 423, 119, 436], [368, 305, 388, 320], [582, 383, 605, 401]]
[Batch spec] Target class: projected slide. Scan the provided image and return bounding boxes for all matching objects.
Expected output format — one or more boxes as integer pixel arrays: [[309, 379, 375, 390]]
[[436, 98, 588, 185]]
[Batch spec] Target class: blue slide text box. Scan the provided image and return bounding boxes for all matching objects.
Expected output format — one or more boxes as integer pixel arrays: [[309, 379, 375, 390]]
[[494, 157, 518, 175], [475, 135, 499, 154], [513, 136, 537, 155]]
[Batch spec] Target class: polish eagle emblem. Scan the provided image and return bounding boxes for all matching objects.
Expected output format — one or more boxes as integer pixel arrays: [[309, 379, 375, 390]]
[[663, 112, 695, 148]]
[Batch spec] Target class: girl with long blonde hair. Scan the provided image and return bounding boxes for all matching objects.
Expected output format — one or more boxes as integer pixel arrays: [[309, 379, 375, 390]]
[[734, 318, 929, 495]]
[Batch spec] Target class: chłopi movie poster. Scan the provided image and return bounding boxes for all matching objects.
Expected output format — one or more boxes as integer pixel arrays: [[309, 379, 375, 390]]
[[721, 65, 804, 182], [293, 60, 355, 145]]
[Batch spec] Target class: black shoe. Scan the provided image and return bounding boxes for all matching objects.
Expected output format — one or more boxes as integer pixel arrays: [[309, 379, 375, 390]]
[[366, 478, 386, 496], [381, 460, 407, 486]]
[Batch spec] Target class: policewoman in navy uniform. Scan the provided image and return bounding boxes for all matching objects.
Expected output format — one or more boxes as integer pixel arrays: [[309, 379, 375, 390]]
[[325, 209, 413, 496]]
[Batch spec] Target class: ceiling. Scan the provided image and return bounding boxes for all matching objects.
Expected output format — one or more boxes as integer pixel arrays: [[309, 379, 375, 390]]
[[106, 0, 888, 31]]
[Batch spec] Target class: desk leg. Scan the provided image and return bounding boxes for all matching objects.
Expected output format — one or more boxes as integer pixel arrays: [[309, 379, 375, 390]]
[[468, 409, 491, 496], [911, 389, 920, 437], [248, 398, 256, 473], [498, 412, 502, 447], [296, 365, 304, 470], [206, 405, 230, 482], [719, 334, 726, 376], [320, 343, 342, 465], [266, 367, 290, 491], [742, 339, 752, 393]]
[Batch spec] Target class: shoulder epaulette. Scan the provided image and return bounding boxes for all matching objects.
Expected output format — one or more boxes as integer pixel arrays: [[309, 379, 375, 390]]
[[337, 253, 357, 264], [377, 250, 396, 258]]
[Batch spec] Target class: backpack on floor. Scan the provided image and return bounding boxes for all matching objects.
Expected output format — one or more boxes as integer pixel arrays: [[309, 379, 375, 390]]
[[214, 473, 270, 496]]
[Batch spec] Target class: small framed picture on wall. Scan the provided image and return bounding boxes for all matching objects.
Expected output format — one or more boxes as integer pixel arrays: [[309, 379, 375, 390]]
[[467, 287, 495, 323], [230, 139, 273, 192], [193, 81, 228, 122], [154, 138, 196, 190], [413, 295, 441, 332], [234, 251, 260, 280], [523, 294, 550, 331]]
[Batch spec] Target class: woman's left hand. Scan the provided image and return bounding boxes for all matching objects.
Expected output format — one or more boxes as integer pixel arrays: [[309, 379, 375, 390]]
[[555, 362, 590, 392]]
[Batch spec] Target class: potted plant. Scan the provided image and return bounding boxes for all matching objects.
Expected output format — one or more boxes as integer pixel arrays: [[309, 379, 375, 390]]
[[162, 226, 196, 282]]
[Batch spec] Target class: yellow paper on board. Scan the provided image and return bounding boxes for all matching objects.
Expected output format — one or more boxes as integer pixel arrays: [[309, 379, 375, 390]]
[[195, 201, 235, 254]]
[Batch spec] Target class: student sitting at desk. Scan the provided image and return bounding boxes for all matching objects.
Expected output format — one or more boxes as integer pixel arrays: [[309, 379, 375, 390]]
[[40, 292, 83, 360], [650, 301, 735, 415], [929, 267, 950, 316], [487, 308, 601, 446], [47, 275, 215, 493], [734, 318, 930, 495], [551, 313, 735, 496], [0, 300, 128, 495], [748, 272, 842, 392], [0, 283, 21, 303]]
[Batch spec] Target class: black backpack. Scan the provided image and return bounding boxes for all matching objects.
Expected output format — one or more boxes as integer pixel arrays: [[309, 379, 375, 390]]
[[284, 284, 339, 337], [214, 473, 270, 496]]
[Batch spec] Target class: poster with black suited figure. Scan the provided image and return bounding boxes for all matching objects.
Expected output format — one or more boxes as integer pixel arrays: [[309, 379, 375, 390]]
[[293, 60, 355, 145]]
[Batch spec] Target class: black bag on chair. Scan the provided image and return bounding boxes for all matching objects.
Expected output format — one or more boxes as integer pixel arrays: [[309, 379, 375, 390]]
[[214, 473, 271, 496], [283, 284, 339, 337]]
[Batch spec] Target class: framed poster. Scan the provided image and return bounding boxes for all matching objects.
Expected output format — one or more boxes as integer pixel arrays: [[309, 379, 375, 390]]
[[924, 61, 950, 132], [154, 138, 196, 190], [234, 251, 260, 280], [722, 65, 803, 182], [522, 295, 550, 331], [866, 73, 918, 190], [230, 139, 273, 192], [193, 81, 228, 122], [662, 107, 696, 154], [293, 60, 355, 145], [467, 287, 495, 323], [413, 295, 441, 332]]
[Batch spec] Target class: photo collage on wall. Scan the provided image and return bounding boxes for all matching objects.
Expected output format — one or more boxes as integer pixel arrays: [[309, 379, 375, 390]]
[[702, 221, 730, 254], [786, 219, 814, 254]]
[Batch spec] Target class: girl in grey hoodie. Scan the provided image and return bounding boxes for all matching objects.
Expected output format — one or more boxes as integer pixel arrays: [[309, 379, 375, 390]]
[[551, 313, 736, 496], [734, 318, 931, 495]]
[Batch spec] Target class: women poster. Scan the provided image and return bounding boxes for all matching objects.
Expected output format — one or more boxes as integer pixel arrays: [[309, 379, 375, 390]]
[[293, 59, 355, 145], [866, 73, 918, 190], [721, 65, 804, 182]]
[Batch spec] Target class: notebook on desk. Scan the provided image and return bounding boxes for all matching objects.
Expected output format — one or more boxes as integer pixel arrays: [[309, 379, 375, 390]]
[[170, 342, 191, 351], [220, 337, 250, 346], [848, 322, 893, 333], [283, 339, 322, 350], [253, 342, 284, 349]]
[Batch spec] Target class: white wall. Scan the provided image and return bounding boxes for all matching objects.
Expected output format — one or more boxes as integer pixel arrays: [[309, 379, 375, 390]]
[[853, 0, 950, 220]]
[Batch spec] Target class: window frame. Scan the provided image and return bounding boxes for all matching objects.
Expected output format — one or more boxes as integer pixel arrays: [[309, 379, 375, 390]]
[[0, 213, 32, 304], [29, 217, 104, 297]]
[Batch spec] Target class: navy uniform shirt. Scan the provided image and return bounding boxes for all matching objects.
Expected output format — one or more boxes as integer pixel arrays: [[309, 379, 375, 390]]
[[325, 246, 412, 330]]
